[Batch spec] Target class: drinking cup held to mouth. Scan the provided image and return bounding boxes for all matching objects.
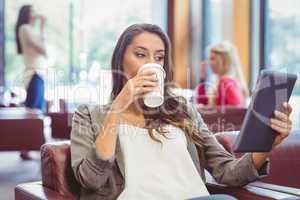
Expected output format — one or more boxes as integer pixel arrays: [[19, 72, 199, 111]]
[[138, 63, 166, 108]]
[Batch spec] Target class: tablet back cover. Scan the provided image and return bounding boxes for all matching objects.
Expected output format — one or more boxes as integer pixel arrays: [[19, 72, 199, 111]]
[[234, 70, 297, 152]]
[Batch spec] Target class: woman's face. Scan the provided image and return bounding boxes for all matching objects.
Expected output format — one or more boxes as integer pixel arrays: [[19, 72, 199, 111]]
[[122, 32, 165, 79], [29, 7, 37, 23], [209, 51, 222, 74]]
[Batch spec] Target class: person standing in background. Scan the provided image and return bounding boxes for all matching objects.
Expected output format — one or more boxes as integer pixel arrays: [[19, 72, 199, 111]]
[[15, 5, 47, 160], [195, 41, 248, 106], [16, 4, 47, 111]]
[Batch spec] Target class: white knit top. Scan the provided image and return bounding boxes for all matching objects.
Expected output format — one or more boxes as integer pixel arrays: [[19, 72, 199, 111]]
[[117, 124, 209, 200], [19, 24, 47, 88]]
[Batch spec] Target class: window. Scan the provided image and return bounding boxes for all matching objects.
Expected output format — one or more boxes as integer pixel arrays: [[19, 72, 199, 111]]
[[202, 0, 233, 51], [265, 0, 300, 95], [264, 0, 300, 128], [193, 0, 233, 88], [71, 0, 154, 81], [5, 0, 165, 106], [5, 0, 69, 86]]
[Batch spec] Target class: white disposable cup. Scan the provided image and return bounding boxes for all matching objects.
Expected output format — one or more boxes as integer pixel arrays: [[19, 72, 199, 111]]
[[138, 63, 166, 108]]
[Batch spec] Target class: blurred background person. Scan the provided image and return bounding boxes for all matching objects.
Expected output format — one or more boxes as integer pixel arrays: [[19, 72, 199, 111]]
[[15, 5, 47, 160], [195, 41, 249, 106], [16, 4, 47, 111]]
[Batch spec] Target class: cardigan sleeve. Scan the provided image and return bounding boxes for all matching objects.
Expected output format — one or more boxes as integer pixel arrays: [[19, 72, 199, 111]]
[[187, 103, 269, 186], [70, 105, 115, 191]]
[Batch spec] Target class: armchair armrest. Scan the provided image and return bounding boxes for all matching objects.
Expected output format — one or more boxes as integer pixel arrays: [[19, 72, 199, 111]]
[[206, 180, 299, 200], [15, 181, 77, 200], [249, 181, 300, 197]]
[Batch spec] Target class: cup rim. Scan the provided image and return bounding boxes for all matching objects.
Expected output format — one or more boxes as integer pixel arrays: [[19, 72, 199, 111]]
[[138, 63, 166, 78]]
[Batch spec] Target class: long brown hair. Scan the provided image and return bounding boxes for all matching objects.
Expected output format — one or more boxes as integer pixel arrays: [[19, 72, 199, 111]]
[[16, 5, 32, 54], [110, 24, 204, 148]]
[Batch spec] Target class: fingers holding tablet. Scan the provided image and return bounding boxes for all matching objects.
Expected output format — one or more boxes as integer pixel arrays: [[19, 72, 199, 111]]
[[283, 102, 293, 116], [270, 102, 293, 147]]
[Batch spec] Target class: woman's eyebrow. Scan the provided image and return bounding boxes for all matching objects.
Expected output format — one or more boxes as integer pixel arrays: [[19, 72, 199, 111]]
[[155, 49, 165, 53], [135, 46, 165, 53], [135, 46, 148, 51]]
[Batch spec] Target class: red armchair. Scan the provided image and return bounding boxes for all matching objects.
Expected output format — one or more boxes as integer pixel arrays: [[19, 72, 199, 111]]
[[215, 129, 300, 197], [15, 142, 79, 200], [15, 104, 300, 199], [15, 139, 300, 200]]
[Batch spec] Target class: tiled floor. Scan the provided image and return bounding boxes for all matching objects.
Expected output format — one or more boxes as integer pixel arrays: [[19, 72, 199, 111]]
[[0, 151, 41, 200]]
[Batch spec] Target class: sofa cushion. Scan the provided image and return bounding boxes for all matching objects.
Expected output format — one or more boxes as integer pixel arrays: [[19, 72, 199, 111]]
[[198, 106, 247, 132], [47, 112, 73, 139], [41, 142, 80, 198]]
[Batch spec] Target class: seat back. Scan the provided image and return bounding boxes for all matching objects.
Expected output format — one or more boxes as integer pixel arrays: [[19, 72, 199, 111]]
[[48, 112, 73, 139], [0, 107, 45, 151], [41, 142, 80, 198], [198, 106, 247, 132], [215, 129, 300, 188]]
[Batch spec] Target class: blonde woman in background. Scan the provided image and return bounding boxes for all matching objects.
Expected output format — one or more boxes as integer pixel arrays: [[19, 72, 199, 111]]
[[196, 41, 249, 106]]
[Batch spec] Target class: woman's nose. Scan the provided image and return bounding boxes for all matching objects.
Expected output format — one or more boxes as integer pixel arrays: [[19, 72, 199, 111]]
[[145, 55, 158, 64], [146, 57, 155, 64]]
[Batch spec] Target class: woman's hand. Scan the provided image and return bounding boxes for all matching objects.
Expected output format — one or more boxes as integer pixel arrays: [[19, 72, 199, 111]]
[[111, 69, 158, 112], [38, 15, 47, 23], [270, 102, 293, 148], [251, 102, 292, 170], [38, 15, 47, 33], [199, 61, 208, 81]]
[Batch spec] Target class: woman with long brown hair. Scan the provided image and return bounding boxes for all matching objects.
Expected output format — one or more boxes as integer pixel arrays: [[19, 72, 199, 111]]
[[16, 5, 47, 110], [71, 24, 292, 200], [16, 4, 47, 160]]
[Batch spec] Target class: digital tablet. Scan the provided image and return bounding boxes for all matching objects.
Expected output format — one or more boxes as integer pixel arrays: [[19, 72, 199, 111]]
[[233, 70, 297, 152]]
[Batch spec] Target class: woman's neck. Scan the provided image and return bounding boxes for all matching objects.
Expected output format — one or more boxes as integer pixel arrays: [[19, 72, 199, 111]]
[[120, 102, 145, 128]]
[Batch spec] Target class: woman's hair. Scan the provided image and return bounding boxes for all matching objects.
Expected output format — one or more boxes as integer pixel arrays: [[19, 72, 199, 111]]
[[210, 41, 249, 98], [16, 5, 32, 54], [110, 23, 204, 148]]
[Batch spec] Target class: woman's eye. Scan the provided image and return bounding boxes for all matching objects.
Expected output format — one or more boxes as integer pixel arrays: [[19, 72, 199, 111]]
[[155, 56, 164, 61], [136, 53, 145, 58]]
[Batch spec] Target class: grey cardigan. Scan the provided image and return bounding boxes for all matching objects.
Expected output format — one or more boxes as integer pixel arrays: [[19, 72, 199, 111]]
[[70, 103, 268, 200]]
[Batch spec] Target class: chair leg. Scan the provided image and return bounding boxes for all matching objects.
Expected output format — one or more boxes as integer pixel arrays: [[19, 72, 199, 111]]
[[20, 151, 33, 161]]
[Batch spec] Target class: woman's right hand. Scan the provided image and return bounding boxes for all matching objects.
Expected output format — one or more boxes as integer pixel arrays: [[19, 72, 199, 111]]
[[37, 15, 47, 26], [111, 69, 158, 112], [200, 61, 208, 81]]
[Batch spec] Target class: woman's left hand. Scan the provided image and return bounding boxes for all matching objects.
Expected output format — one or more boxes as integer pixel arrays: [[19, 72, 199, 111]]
[[270, 102, 293, 148], [252, 102, 292, 170]]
